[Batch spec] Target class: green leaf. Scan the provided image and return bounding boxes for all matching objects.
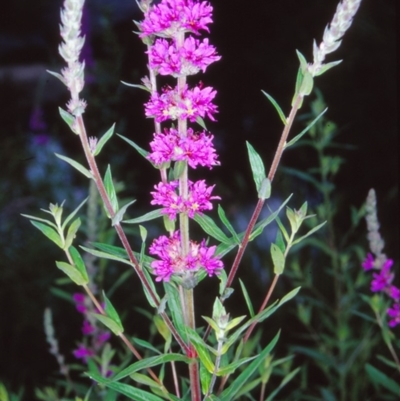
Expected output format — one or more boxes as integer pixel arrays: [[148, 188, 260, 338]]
[[257, 178, 271, 200], [117, 134, 149, 159], [64, 217, 81, 250], [220, 331, 280, 401], [313, 60, 342, 77], [111, 354, 192, 382], [186, 327, 215, 373], [92, 314, 123, 336], [87, 371, 165, 401], [21, 214, 58, 231], [196, 116, 208, 130], [270, 243, 285, 274], [194, 214, 232, 245], [292, 221, 326, 246], [61, 197, 88, 232], [30, 221, 63, 248], [217, 355, 257, 376], [249, 194, 292, 241], [265, 367, 300, 401], [246, 141, 266, 193], [112, 200, 136, 226], [55, 261, 88, 285], [239, 279, 255, 317], [103, 292, 124, 333], [79, 245, 132, 267], [129, 373, 161, 389], [261, 90, 287, 125], [132, 338, 162, 355], [164, 282, 187, 342], [58, 107, 75, 131], [104, 165, 118, 214], [120, 81, 151, 92], [218, 205, 240, 243], [69, 246, 89, 283], [365, 363, 400, 395], [200, 362, 212, 396], [55, 153, 92, 179], [284, 107, 328, 149], [123, 208, 163, 224], [94, 123, 115, 156]]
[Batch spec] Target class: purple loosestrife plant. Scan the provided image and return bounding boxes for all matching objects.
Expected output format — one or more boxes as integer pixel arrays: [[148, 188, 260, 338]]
[[22, 0, 371, 399]]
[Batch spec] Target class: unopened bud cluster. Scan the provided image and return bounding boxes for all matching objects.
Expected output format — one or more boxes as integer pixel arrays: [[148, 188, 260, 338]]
[[309, 0, 362, 76]]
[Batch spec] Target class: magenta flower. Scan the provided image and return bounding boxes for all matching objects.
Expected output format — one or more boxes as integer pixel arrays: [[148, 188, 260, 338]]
[[73, 292, 87, 314], [73, 344, 94, 363], [149, 231, 223, 281], [371, 259, 394, 292], [362, 253, 374, 271], [149, 36, 220, 76], [387, 303, 400, 327], [82, 320, 95, 335], [388, 285, 400, 301], [140, 0, 213, 38], [151, 179, 219, 219], [148, 127, 219, 168], [145, 84, 217, 122]]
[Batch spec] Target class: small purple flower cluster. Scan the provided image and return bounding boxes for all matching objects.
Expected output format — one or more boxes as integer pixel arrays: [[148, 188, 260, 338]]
[[362, 255, 400, 327], [72, 293, 111, 363], [140, 0, 223, 283]]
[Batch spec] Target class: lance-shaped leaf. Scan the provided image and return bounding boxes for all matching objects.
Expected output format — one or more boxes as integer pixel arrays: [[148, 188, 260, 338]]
[[313, 60, 343, 77], [56, 261, 88, 285], [94, 123, 115, 156], [104, 165, 118, 214], [270, 243, 285, 275], [217, 355, 258, 376], [92, 293, 123, 336], [112, 200, 136, 226], [123, 208, 163, 224], [61, 197, 88, 232], [291, 220, 326, 246], [80, 245, 133, 267], [196, 116, 208, 131], [218, 205, 240, 243], [365, 363, 400, 395], [261, 90, 287, 126], [64, 217, 81, 250], [246, 141, 266, 193], [164, 282, 187, 342], [58, 107, 75, 131], [265, 367, 300, 401], [69, 246, 89, 283], [29, 221, 63, 248], [55, 153, 92, 179], [194, 213, 232, 245], [110, 353, 192, 382], [219, 331, 280, 401], [117, 134, 149, 159], [284, 107, 328, 149], [120, 81, 151, 92], [186, 327, 215, 374], [87, 371, 165, 401], [239, 279, 255, 317]]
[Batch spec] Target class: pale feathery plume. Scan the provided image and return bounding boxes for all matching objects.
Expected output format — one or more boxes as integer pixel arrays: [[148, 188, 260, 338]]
[[58, 0, 87, 116], [309, 0, 362, 76]]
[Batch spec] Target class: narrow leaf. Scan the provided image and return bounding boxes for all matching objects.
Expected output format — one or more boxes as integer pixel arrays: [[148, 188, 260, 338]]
[[69, 246, 89, 282], [196, 116, 207, 131], [58, 107, 74, 130], [186, 327, 215, 373], [365, 364, 400, 395], [117, 134, 149, 159], [261, 90, 287, 125], [21, 214, 58, 231], [64, 217, 81, 250], [92, 314, 123, 336], [284, 107, 328, 149], [80, 245, 133, 266], [194, 213, 232, 245], [218, 205, 240, 243], [103, 292, 124, 333], [123, 208, 163, 224], [220, 331, 280, 401], [217, 355, 257, 376], [111, 354, 192, 382], [270, 243, 285, 274], [112, 200, 136, 226], [265, 367, 300, 401], [56, 261, 88, 285], [246, 141, 266, 192], [88, 371, 165, 401], [120, 81, 151, 92], [104, 165, 118, 214], [30, 221, 63, 248], [94, 123, 115, 156], [239, 279, 255, 317], [61, 197, 88, 231], [55, 153, 92, 179], [292, 221, 327, 246]]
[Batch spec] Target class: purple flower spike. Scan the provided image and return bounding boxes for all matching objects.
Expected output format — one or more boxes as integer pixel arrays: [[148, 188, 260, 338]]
[[387, 303, 400, 327], [370, 259, 394, 292], [362, 253, 374, 271]]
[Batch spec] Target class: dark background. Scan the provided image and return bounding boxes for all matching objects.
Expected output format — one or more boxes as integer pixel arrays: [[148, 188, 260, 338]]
[[0, 0, 397, 397]]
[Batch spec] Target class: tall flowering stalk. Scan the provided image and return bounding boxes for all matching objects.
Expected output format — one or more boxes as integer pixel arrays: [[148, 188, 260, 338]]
[[23, 0, 370, 399]]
